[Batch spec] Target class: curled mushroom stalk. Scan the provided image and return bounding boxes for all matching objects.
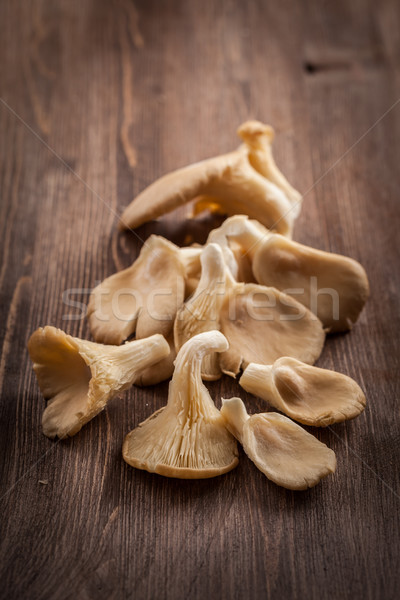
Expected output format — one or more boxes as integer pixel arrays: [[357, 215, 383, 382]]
[[123, 331, 239, 479], [174, 244, 235, 380], [240, 358, 366, 427], [220, 398, 336, 490], [209, 215, 369, 332], [87, 235, 185, 345], [28, 326, 170, 439], [120, 121, 302, 237]]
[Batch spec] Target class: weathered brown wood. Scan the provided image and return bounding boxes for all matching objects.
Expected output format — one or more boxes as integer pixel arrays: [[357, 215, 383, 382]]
[[0, 0, 399, 599]]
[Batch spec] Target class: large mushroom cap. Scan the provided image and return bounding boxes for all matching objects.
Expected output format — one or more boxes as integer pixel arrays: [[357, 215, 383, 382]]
[[252, 234, 370, 332], [123, 331, 239, 478], [219, 283, 325, 377]]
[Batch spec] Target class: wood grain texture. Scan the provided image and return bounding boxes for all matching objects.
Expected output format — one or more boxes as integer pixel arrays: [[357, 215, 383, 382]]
[[0, 0, 399, 599]]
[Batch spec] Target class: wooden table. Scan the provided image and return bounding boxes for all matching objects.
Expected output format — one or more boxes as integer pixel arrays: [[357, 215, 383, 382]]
[[1, 1, 399, 598]]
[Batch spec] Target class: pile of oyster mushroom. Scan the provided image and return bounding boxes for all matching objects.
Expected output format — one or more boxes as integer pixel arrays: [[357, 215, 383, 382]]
[[28, 121, 369, 490]]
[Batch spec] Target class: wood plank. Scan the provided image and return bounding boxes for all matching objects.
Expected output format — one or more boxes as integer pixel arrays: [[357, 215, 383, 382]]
[[0, 1, 399, 599]]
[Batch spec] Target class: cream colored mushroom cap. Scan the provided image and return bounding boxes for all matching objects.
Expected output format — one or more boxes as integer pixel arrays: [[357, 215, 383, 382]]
[[221, 397, 336, 490]]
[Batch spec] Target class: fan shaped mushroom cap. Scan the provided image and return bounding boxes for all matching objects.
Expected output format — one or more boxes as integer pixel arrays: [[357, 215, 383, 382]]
[[123, 331, 239, 478], [28, 326, 170, 438], [240, 358, 366, 427], [174, 244, 235, 380], [207, 215, 369, 332], [220, 398, 336, 490], [219, 283, 325, 377], [87, 235, 185, 345], [119, 121, 301, 237], [252, 234, 370, 332]]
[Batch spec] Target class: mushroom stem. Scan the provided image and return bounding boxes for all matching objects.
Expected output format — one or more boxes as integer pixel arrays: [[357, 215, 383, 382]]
[[174, 244, 234, 380]]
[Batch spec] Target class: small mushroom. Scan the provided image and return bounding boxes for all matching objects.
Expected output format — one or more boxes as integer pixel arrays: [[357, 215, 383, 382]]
[[240, 358, 366, 426], [119, 121, 302, 237], [174, 244, 235, 380], [122, 331, 239, 478], [209, 215, 369, 332], [87, 235, 185, 345], [28, 326, 170, 438], [219, 282, 325, 377], [220, 397, 336, 490]]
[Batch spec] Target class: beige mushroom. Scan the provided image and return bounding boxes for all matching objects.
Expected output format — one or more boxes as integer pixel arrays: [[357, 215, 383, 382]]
[[209, 215, 369, 332], [174, 244, 235, 380], [28, 326, 170, 439], [240, 358, 366, 427], [87, 235, 185, 345], [119, 121, 302, 237], [219, 282, 325, 377], [220, 397, 336, 490], [122, 331, 239, 478]]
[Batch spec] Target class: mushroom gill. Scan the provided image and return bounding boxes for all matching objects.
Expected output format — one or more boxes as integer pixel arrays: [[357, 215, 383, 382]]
[[122, 331, 239, 478]]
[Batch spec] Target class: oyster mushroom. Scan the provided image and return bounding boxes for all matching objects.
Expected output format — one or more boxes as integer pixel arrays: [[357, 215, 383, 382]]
[[240, 358, 366, 427], [28, 326, 170, 438], [174, 244, 235, 380], [122, 331, 239, 478], [219, 282, 325, 377], [220, 397, 336, 490], [119, 121, 302, 237], [209, 215, 369, 332], [87, 235, 185, 345]]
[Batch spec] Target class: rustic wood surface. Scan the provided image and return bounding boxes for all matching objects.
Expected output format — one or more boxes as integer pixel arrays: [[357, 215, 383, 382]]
[[1, 1, 399, 599]]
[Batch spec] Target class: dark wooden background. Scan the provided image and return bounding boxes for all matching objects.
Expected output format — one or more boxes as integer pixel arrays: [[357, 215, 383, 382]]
[[1, 1, 399, 599]]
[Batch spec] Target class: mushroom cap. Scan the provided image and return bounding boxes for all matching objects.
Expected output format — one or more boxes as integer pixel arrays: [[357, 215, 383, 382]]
[[219, 283, 325, 377], [123, 331, 239, 478], [28, 326, 170, 438], [221, 397, 336, 490], [87, 235, 185, 345], [252, 234, 370, 332], [240, 358, 366, 427]]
